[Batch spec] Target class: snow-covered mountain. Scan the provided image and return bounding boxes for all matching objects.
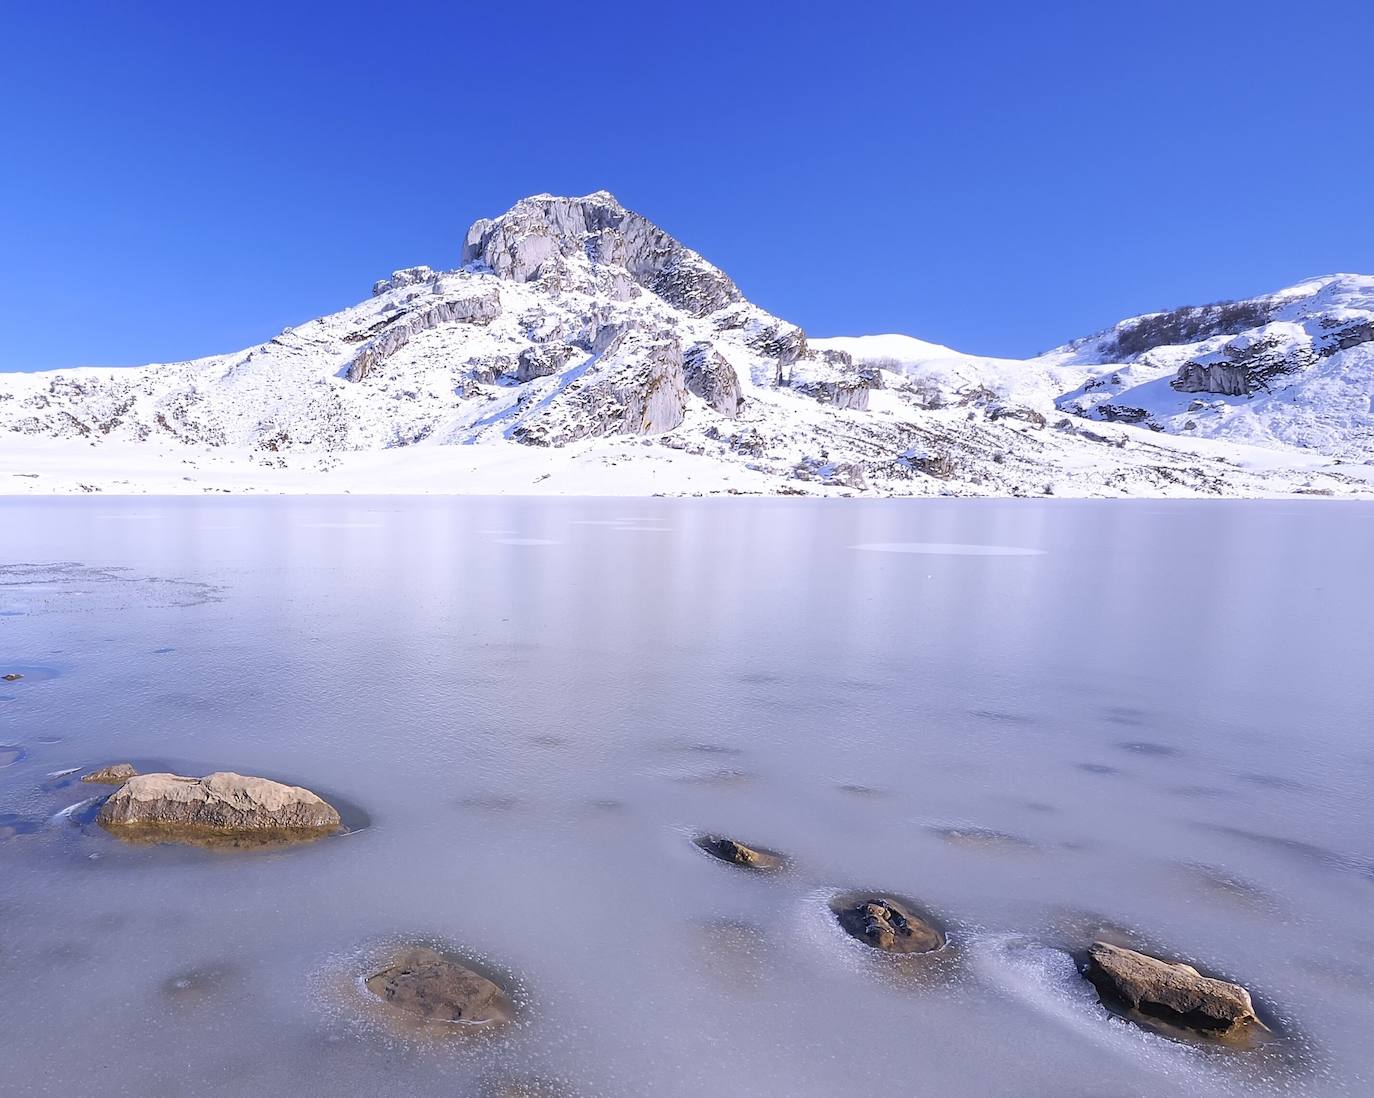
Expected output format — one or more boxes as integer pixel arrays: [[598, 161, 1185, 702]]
[[1, 192, 1371, 497]]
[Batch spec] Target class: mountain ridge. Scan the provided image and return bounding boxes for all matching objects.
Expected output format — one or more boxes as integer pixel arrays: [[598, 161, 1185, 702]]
[[1, 192, 1370, 498]]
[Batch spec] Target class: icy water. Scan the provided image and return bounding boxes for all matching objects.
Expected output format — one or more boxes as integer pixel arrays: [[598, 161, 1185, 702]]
[[2, 497, 1372, 1098]]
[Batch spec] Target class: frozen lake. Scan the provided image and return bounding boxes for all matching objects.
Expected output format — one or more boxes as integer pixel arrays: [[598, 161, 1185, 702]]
[[1, 497, 1372, 1096]]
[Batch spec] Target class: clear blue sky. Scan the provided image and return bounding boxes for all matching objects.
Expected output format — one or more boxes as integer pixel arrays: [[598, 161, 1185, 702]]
[[3, 1, 1371, 371]]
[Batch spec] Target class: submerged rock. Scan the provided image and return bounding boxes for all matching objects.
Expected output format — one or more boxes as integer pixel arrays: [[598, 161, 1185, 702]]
[[364, 946, 513, 1028], [832, 894, 946, 954], [693, 834, 786, 871], [1082, 941, 1264, 1041], [96, 772, 341, 843], [83, 763, 138, 785]]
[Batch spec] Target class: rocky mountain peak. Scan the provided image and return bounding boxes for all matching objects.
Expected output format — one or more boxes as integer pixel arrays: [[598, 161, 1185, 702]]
[[460, 191, 743, 318]]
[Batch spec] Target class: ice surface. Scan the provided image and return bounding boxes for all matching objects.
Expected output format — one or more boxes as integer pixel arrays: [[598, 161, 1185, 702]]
[[1, 497, 1372, 1096]]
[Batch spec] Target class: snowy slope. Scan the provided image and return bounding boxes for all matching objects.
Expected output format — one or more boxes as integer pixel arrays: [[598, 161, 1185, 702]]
[[1, 193, 1371, 498], [1037, 274, 1374, 456]]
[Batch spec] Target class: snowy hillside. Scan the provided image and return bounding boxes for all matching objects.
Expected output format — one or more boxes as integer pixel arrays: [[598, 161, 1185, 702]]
[[1, 192, 1371, 497]]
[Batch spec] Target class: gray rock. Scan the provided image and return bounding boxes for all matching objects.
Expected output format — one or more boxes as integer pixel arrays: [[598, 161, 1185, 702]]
[[97, 772, 342, 842], [83, 763, 138, 785], [1082, 941, 1264, 1040], [461, 192, 742, 317], [364, 946, 513, 1027], [513, 337, 688, 446], [346, 290, 502, 382], [683, 342, 743, 417], [1172, 361, 1252, 396], [516, 342, 578, 383], [371, 266, 437, 297]]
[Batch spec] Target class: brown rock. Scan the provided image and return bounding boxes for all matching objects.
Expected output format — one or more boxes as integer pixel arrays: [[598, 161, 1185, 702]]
[[1083, 941, 1263, 1039], [365, 947, 512, 1027], [832, 894, 946, 954], [1, 673, 21, 682], [693, 834, 786, 871], [96, 771, 341, 843], [83, 763, 139, 785]]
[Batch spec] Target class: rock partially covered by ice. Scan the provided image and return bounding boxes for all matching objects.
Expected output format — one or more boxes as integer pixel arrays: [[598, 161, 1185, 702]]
[[82, 763, 138, 785], [364, 945, 513, 1028], [831, 893, 946, 954], [97, 771, 341, 841], [1082, 941, 1263, 1040], [461, 191, 742, 317]]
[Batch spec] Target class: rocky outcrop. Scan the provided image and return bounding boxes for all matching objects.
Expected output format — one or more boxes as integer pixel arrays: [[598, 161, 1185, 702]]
[[513, 338, 688, 446], [794, 458, 867, 490], [97, 772, 342, 842], [1082, 941, 1263, 1040], [83, 763, 138, 785], [694, 834, 786, 870], [789, 354, 879, 411], [346, 289, 502, 382], [1171, 334, 1316, 397], [461, 191, 742, 317], [831, 894, 946, 954], [371, 266, 437, 297], [364, 946, 513, 1027], [683, 342, 743, 417], [516, 342, 578, 383], [1171, 361, 1251, 396]]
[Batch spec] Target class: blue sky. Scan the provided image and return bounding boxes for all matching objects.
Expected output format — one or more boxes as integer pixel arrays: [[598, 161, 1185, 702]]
[[3, 1, 1371, 371]]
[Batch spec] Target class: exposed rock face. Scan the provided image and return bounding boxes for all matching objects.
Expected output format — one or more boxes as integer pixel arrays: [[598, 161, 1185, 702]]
[[346, 289, 502, 382], [694, 834, 786, 871], [1171, 361, 1251, 396], [364, 946, 513, 1027], [1082, 941, 1263, 1039], [832, 895, 946, 954], [684, 342, 743, 417], [372, 266, 437, 297], [97, 772, 342, 841], [796, 379, 873, 411], [513, 337, 688, 445], [461, 191, 742, 318], [83, 763, 138, 785]]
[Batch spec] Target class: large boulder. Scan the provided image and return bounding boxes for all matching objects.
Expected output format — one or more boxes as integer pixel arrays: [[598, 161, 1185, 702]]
[[516, 342, 578, 383], [683, 342, 743, 417], [1082, 941, 1263, 1039], [97, 772, 341, 842], [364, 946, 513, 1027]]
